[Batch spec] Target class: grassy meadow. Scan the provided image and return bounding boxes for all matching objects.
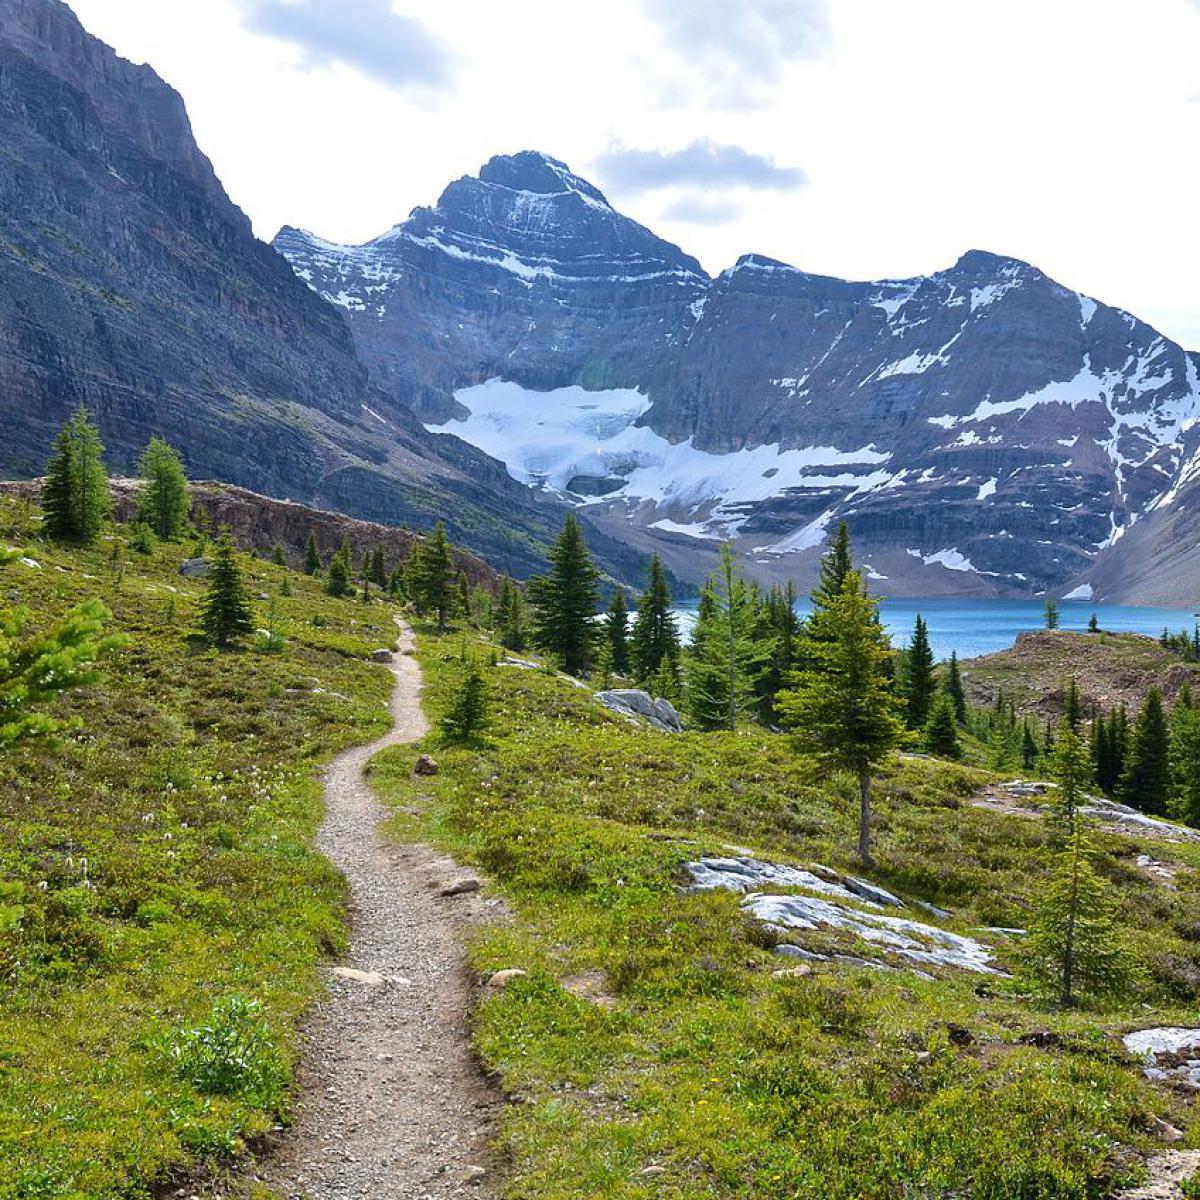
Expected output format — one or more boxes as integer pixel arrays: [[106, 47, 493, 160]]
[[373, 627, 1200, 1200], [0, 496, 395, 1198]]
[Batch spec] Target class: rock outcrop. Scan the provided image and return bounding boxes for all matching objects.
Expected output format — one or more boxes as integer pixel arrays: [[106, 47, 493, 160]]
[[596, 689, 684, 732]]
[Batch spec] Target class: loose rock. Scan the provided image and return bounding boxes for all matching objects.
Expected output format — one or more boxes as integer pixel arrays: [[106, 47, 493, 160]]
[[333, 967, 386, 987], [178, 557, 210, 578], [486, 968, 528, 989], [371, 648, 394, 663], [441, 878, 481, 897], [414, 754, 440, 776]]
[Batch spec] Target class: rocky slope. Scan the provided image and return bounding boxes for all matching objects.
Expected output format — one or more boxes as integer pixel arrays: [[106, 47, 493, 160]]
[[277, 154, 1200, 601], [0, 1, 645, 584]]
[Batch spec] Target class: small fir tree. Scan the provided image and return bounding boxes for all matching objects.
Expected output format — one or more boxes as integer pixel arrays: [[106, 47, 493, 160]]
[[527, 514, 599, 677], [370, 546, 387, 588], [778, 570, 906, 864], [1049, 719, 1093, 837], [630, 554, 679, 681], [924, 691, 960, 759], [1170, 701, 1200, 826], [199, 530, 253, 647], [1021, 719, 1039, 770], [496, 576, 526, 652], [757, 580, 801, 722], [1062, 677, 1083, 732], [271, 543, 287, 567], [326, 542, 353, 597], [1023, 823, 1132, 1007], [684, 544, 769, 731], [304, 532, 322, 575], [945, 650, 967, 724], [1044, 599, 1060, 630], [605, 588, 631, 676], [902, 615, 936, 729], [440, 662, 489, 742], [135, 436, 189, 539], [41, 405, 111, 544], [811, 521, 853, 610], [410, 521, 456, 632], [1087, 612, 1099, 633], [1119, 687, 1171, 815]]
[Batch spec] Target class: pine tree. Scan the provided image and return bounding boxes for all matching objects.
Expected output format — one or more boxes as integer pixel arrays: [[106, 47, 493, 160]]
[[326, 542, 353, 598], [630, 554, 679, 681], [902, 615, 935, 729], [134, 436, 189, 539], [304, 532, 322, 575], [271, 543, 287, 567], [684, 544, 769, 730], [199, 530, 253, 647], [1050, 719, 1093, 836], [945, 650, 967, 724], [924, 691, 960, 758], [1092, 714, 1113, 792], [757, 581, 801, 722], [1087, 612, 1100, 633], [1045, 599, 1060, 630], [1062, 677, 1083, 732], [812, 521, 853, 610], [1120, 687, 1171, 815], [1, 551, 118, 745], [527, 515, 599, 676], [440, 662, 489, 742], [41, 406, 111, 544], [370, 546, 387, 588], [1170, 701, 1200, 826], [410, 522, 456, 632], [496, 576, 526, 652], [777, 570, 906, 864], [1023, 823, 1132, 1007], [1021, 719, 1039, 770], [605, 589, 631, 676]]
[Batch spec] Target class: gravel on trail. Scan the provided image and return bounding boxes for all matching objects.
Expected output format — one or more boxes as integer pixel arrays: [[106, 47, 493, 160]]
[[255, 620, 502, 1199]]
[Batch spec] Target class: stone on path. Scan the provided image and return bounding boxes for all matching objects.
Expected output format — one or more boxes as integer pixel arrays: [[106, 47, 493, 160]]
[[333, 967, 386, 987], [441, 878, 481, 897]]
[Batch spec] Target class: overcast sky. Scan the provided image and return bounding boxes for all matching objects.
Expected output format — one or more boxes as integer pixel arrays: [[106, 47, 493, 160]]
[[70, 0, 1200, 348]]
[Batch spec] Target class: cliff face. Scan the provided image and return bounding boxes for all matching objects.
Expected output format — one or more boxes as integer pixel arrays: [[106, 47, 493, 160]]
[[278, 155, 1200, 601], [0, 2, 648, 584]]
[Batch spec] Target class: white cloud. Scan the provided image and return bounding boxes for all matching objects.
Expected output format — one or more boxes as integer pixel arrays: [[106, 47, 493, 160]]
[[235, 0, 452, 90], [594, 139, 806, 196]]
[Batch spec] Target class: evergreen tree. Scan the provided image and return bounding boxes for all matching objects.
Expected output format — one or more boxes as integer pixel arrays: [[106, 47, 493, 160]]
[[924, 691, 960, 759], [1119, 687, 1171, 815], [684, 544, 769, 731], [41, 405, 111, 544], [757, 581, 801, 722], [1170, 702, 1200, 826], [1087, 612, 1099, 633], [945, 650, 967, 724], [271, 543, 287, 567], [496, 576, 526, 652], [387, 566, 405, 599], [777, 570, 906, 864], [1062, 677, 1083, 732], [1093, 715, 1113, 792], [370, 546, 387, 588], [605, 589, 631, 676], [1050, 719, 1093, 836], [135, 436, 189, 539], [811, 521, 853, 610], [199, 530, 253, 647], [411, 522, 456, 631], [527, 514, 599, 676], [1, 549, 118, 744], [304, 532, 322, 575], [326, 542, 353, 598], [630, 554, 679, 681], [902, 615, 935, 729], [1021, 719, 1039, 770], [1045, 599, 1060, 630], [440, 662, 489, 742], [1023, 823, 1132, 1007]]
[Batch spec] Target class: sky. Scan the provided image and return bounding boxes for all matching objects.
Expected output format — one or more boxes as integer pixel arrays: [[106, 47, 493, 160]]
[[69, 0, 1200, 348]]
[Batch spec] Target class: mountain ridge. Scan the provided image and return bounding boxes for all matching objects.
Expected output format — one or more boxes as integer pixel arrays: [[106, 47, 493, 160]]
[[276, 151, 1200, 602]]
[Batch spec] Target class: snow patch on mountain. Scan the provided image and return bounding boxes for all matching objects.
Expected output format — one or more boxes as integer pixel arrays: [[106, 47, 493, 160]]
[[429, 379, 893, 534]]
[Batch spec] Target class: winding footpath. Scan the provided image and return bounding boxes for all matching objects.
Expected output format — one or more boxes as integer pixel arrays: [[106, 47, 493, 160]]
[[257, 620, 500, 1199]]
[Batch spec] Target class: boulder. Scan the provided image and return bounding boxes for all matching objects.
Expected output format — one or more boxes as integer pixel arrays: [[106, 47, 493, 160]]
[[440, 877, 481, 897], [370, 648, 394, 663], [178, 557, 210, 578], [485, 968, 528, 989], [596, 689, 684, 732], [413, 754, 439, 776]]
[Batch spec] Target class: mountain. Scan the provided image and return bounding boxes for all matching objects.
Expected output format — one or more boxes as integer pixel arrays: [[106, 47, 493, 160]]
[[0, 0, 647, 582], [277, 154, 1200, 602]]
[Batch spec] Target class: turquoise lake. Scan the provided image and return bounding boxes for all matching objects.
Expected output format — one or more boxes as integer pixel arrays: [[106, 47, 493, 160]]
[[673, 598, 1200, 662]]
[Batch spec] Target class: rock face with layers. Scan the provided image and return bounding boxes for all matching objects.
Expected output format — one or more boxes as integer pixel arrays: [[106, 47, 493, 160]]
[[278, 153, 1200, 600]]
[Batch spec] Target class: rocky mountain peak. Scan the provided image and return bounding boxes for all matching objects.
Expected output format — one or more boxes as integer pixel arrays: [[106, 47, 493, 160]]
[[475, 150, 611, 207]]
